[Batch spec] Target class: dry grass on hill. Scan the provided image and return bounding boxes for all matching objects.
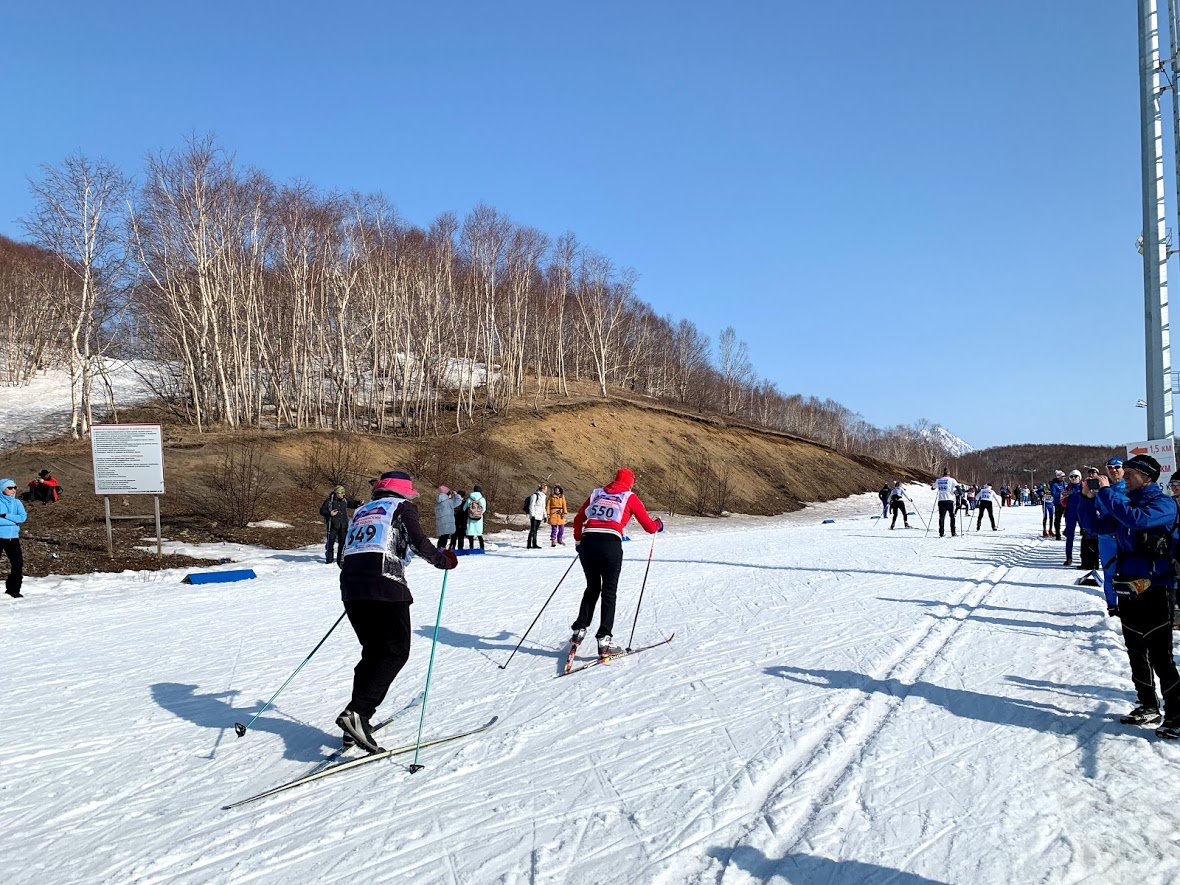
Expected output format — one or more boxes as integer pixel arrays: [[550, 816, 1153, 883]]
[[3, 395, 928, 577]]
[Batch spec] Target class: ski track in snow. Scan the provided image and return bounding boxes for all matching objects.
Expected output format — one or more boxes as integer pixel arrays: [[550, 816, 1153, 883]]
[[3, 491, 1180, 884]]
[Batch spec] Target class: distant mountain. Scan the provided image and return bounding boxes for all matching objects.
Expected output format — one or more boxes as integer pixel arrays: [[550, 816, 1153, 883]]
[[923, 424, 974, 458]]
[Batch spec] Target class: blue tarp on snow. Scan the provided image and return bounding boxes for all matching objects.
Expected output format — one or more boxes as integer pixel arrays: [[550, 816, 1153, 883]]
[[183, 569, 257, 585]]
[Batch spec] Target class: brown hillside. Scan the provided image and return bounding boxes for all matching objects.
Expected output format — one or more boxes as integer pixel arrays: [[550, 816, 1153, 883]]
[[4, 397, 929, 577]]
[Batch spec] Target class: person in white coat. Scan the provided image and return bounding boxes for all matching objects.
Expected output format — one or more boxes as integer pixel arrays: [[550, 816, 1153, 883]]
[[526, 483, 549, 549], [975, 483, 999, 531], [933, 470, 959, 537]]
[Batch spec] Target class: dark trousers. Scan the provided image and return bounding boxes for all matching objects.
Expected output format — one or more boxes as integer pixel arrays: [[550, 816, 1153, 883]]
[[937, 501, 957, 536], [1080, 533, 1100, 570], [1053, 506, 1064, 539], [572, 532, 625, 639], [527, 517, 542, 548], [889, 500, 908, 527], [975, 500, 995, 530], [468, 535, 485, 550], [451, 531, 465, 550], [1, 538, 21, 596], [343, 598, 412, 719], [325, 527, 345, 564], [1119, 585, 1180, 717]]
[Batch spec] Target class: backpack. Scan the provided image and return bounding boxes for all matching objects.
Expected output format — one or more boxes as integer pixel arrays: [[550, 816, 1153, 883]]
[[466, 498, 483, 520], [523, 494, 533, 515]]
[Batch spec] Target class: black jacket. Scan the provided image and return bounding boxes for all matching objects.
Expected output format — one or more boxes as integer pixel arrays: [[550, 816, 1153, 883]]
[[340, 496, 449, 603], [320, 493, 359, 531]]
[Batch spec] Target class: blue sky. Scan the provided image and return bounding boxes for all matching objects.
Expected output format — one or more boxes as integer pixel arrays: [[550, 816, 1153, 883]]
[[0, 1, 1156, 448]]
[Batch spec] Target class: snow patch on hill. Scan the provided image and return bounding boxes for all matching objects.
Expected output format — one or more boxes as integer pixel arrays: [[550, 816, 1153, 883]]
[[924, 423, 974, 457]]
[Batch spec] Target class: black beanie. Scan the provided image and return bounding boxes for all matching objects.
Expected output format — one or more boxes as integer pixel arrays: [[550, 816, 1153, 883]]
[[1124, 454, 1162, 483]]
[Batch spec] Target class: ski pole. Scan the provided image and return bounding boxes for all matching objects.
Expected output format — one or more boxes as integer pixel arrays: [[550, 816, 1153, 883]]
[[905, 493, 929, 531], [923, 498, 938, 538], [498, 552, 580, 670], [234, 611, 346, 737], [410, 571, 449, 773], [625, 534, 658, 652]]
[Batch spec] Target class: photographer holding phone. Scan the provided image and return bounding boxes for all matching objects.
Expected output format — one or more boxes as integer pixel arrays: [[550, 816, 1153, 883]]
[[1078, 454, 1180, 739]]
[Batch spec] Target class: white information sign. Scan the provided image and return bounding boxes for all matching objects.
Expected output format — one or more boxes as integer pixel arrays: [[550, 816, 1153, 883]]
[[1125, 437, 1176, 489], [91, 424, 165, 495]]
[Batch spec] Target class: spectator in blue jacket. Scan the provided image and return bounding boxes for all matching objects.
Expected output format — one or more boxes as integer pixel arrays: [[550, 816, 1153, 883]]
[[1079, 454, 1180, 739], [1096, 458, 1128, 616], [1061, 469, 1084, 565], [1048, 471, 1067, 540], [0, 479, 27, 598]]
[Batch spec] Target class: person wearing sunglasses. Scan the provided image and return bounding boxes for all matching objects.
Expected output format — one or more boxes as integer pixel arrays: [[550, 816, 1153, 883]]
[[0, 479, 26, 598], [1079, 454, 1180, 739]]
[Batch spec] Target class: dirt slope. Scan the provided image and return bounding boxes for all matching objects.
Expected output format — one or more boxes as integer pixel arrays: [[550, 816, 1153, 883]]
[[2, 398, 929, 576]]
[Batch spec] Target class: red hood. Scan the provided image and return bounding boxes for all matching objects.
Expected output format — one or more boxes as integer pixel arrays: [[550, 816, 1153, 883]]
[[603, 480, 632, 494]]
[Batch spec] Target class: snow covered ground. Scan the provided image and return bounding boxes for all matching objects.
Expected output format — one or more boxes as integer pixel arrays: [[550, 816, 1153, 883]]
[[2, 490, 1176, 885], [0, 361, 159, 451]]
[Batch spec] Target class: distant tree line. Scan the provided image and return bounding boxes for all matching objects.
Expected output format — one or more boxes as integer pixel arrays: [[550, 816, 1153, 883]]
[[951, 443, 1124, 489], [0, 136, 950, 469]]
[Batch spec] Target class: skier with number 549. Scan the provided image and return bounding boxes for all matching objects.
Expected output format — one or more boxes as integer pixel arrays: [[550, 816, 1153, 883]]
[[568, 468, 664, 659], [335, 470, 458, 753]]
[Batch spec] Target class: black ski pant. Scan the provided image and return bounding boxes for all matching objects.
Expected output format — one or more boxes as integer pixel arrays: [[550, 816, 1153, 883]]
[[937, 501, 957, 536], [451, 531, 465, 550], [1119, 584, 1180, 718], [572, 532, 625, 639], [1080, 533, 1100, 570], [1053, 506, 1064, 539], [325, 527, 345, 564], [890, 500, 908, 528], [527, 517, 542, 548], [975, 501, 995, 530], [1, 538, 21, 596], [343, 598, 412, 720]]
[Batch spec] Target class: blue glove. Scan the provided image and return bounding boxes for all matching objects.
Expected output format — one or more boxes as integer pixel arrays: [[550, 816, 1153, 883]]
[[575, 543, 581, 553], [655, 518, 665, 533]]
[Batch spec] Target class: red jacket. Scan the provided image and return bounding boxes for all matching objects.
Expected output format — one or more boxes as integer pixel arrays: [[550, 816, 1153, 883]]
[[572, 480, 662, 542], [29, 477, 60, 502]]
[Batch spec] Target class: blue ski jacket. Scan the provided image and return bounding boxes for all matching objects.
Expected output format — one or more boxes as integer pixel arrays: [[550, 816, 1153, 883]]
[[1049, 480, 1066, 507], [0, 480, 27, 539], [1078, 482, 1178, 586]]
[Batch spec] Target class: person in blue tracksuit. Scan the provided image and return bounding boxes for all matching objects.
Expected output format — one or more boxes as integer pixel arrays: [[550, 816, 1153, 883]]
[[1096, 458, 1127, 616], [1049, 472, 1066, 539], [1061, 470, 1084, 565], [1079, 454, 1180, 738], [0, 479, 27, 598], [1041, 483, 1056, 536]]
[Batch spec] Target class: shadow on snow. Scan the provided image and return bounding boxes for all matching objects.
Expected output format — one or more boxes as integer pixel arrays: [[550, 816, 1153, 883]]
[[765, 665, 1120, 778], [705, 847, 949, 884], [150, 682, 336, 762]]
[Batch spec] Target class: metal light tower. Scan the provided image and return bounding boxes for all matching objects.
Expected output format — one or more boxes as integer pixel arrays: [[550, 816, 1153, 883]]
[[1138, 0, 1174, 439]]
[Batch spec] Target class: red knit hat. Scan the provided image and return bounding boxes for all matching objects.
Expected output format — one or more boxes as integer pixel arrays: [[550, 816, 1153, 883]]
[[614, 468, 635, 488]]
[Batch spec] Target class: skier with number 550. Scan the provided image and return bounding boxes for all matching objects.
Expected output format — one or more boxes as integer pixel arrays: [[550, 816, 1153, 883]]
[[568, 468, 664, 658]]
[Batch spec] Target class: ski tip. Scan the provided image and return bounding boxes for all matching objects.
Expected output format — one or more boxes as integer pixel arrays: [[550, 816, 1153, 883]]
[[233, 723, 247, 737]]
